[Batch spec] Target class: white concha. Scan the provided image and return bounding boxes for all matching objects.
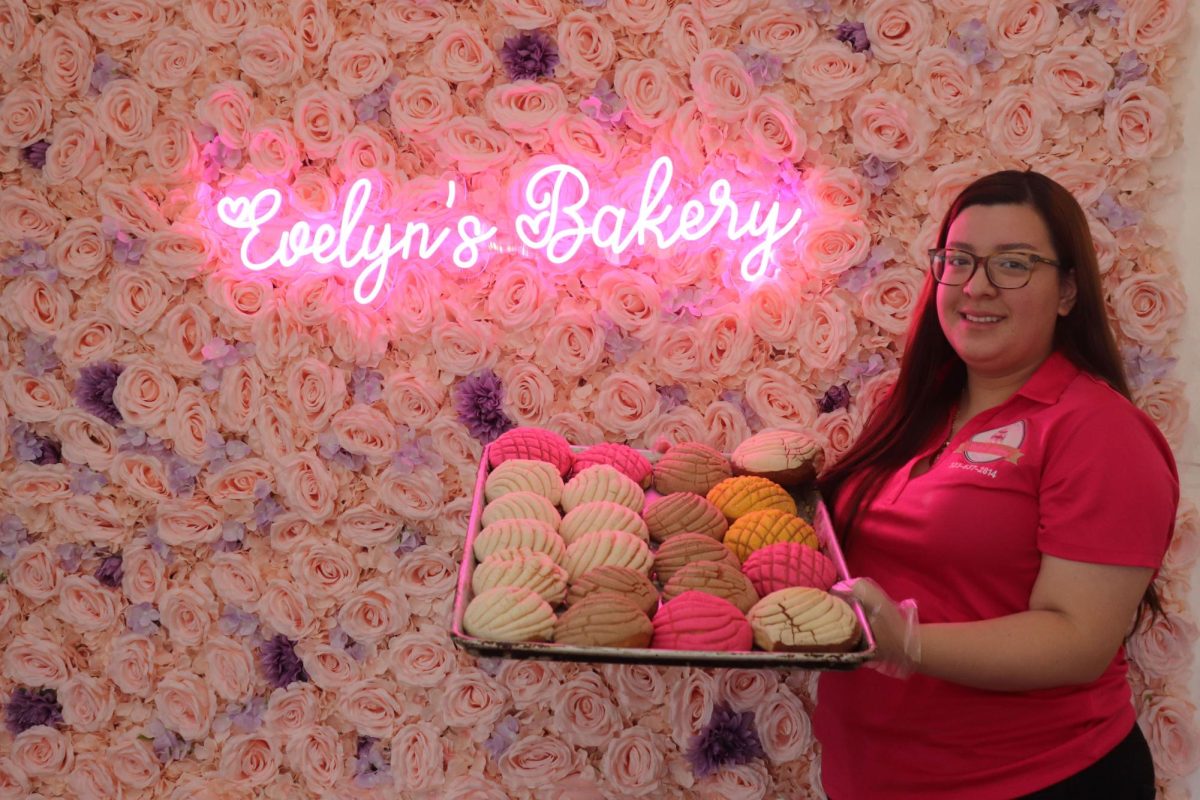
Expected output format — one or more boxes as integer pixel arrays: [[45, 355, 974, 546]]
[[730, 428, 825, 486], [462, 585, 556, 642], [563, 529, 653, 582], [473, 519, 566, 564], [473, 550, 568, 606], [484, 459, 565, 505], [747, 587, 860, 652], [559, 501, 650, 545], [481, 491, 561, 530], [561, 465, 645, 514]]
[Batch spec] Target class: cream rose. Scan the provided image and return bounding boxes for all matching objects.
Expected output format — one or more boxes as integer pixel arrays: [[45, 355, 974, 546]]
[[1128, 608, 1197, 681], [486, 81, 567, 133], [110, 360, 176, 431], [219, 734, 281, 787], [427, 22, 495, 85], [985, 84, 1055, 160], [78, 0, 161, 45], [5, 464, 72, 508], [864, 0, 933, 63], [289, 540, 359, 601], [614, 59, 679, 128], [498, 735, 581, 789], [210, 551, 263, 606], [550, 672, 621, 748], [536, 310, 605, 377], [258, 579, 318, 639], [336, 582, 407, 644], [696, 762, 771, 799], [159, 582, 215, 648], [111, 452, 173, 503], [146, 113, 198, 181], [594, 371, 662, 437], [107, 739, 160, 789], [794, 42, 877, 102], [1105, 84, 1172, 161], [388, 76, 454, 139], [9, 543, 61, 603], [373, 464, 445, 520], [120, 546, 165, 605], [96, 79, 158, 150], [691, 48, 756, 122], [216, 360, 264, 434], [277, 452, 337, 524], [139, 26, 203, 89], [439, 116, 517, 175], [915, 47, 982, 122], [862, 265, 926, 335], [0, 187, 64, 246], [270, 513, 316, 554], [164, 386, 214, 465], [850, 90, 934, 165], [265, 684, 321, 736], [246, 119, 300, 178], [595, 270, 660, 337], [108, 269, 170, 335], [4, 632, 70, 688], [336, 678, 402, 738], [51, 218, 108, 280], [501, 361, 555, 426], [56, 574, 119, 632], [986, 0, 1059, 57], [40, 16, 93, 98], [287, 357, 347, 433], [152, 302, 211, 379], [56, 314, 121, 372], [291, 84, 354, 160], [154, 669, 216, 740], [196, 81, 253, 149], [745, 93, 805, 162], [549, 113, 619, 170], [297, 642, 361, 690], [497, 660, 566, 711], [107, 634, 156, 697], [201, 636, 256, 703], [817, 407, 861, 465], [3, 372, 66, 424], [388, 628, 456, 689], [659, 5, 710, 69], [799, 292, 857, 371], [1121, 0, 1186, 48], [60, 674, 116, 733], [699, 310, 755, 378], [0, 85, 52, 148], [441, 670, 510, 736], [155, 500, 222, 547], [236, 27, 302, 88], [557, 10, 615, 80], [329, 405, 396, 463], [742, 7, 817, 58], [394, 547, 455, 608], [744, 367, 818, 430], [337, 504, 400, 547], [1133, 378, 1187, 447], [545, 411, 605, 446], [52, 495, 124, 545], [4, 274, 70, 336], [606, 0, 670, 33], [1139, 695, 1200, 778], [288, 0, 333, 63], [254, 397, 302, 464], [207, 272, 275, 331], [799, 217, 872, 280], [145, 225, 212, 281], [600, 726, 666, 798], [67, 754, 122, 800], [327, 34, 390, 98], [1111, 271, 1184, 345], [11, 726, 72, 779], [391, 722, 447, 793], [375, 0, 452, 43], [286, 725, 343, 792], [1033, 46, 1113, 114]]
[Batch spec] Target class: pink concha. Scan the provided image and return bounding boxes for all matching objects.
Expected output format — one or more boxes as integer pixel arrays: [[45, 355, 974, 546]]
[[570, 443, 653, 488], [741, 542, 838, 597], [488, 428, 574, 477], [650, 591, 753, 652]]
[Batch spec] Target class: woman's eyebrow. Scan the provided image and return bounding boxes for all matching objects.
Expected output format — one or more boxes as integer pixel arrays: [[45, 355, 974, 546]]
[[946, 241, 1041, 251]]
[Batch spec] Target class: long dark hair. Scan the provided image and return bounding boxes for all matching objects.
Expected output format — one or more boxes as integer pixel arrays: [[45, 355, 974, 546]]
[[818, 169, 1160, 625]]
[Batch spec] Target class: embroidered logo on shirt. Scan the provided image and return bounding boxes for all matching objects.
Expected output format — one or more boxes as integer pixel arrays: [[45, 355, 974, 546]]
[[954, 420, 1026, 465]]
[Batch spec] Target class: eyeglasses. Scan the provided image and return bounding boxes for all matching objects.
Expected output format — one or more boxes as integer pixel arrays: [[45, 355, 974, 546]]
[[928, 248, 1062, 289]]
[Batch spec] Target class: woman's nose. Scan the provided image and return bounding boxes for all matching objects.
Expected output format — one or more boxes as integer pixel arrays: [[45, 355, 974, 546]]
[[962, 260, 998, 296]]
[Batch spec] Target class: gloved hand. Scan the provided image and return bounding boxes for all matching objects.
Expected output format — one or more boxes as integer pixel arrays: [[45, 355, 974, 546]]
[[831, 577, 921, 679]]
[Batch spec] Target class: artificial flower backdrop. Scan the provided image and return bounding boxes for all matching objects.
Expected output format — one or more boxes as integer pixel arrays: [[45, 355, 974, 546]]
[[0, 0, 1196, 797]]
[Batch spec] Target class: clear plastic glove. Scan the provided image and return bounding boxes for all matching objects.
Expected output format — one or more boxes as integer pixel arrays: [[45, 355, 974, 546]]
[[831, 577, 921, 679]]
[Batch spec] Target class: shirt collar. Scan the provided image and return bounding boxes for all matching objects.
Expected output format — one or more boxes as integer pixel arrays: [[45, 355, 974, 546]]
[[1014, 351, 1079, 405]]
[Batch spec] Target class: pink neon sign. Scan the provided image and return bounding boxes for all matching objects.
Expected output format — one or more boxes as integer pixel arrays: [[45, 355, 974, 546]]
[[214, 156, 804, 305]]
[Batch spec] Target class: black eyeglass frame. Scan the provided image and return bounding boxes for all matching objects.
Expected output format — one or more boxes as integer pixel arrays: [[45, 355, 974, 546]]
[[927, 248, 1063, 289]]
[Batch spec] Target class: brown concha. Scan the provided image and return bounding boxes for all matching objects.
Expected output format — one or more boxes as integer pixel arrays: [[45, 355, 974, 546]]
[[567, 565, 659, 618], [560, 501, 649, 545], [554, 594, 654, 648], [652, 442, 733, 495], [653, 532, 742, 585], [643, 492, 728, 545], [731, 428, 825, 486], [662, 560, 759, 614]]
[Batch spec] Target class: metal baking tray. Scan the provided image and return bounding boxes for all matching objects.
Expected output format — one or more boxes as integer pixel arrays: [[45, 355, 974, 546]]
[[450, 444, 876, 670]]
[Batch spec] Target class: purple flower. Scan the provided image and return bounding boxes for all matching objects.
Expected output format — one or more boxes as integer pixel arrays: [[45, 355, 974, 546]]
[[817, 384, 851, 414], [734, 45, 783, 86], [147, 719, 189, 761], [23, 336, 60, 377], [218, 606, 260, 638], [484, 714, 520, 760], [354, 736, 391, 789], [792, 0, 831, 13], [74, 361, 125, 425], [318, 429, 367, 471], [1123, 345, 1176, 390], [476, 657, 503, 677], [228, 697, 266, 733], [331, 626, 369, 661], [454, 370, 515, 444], [396, 527, 426, 555], [840, 353, 888, 382], [5, 688, 63, 735], [355, 76, 398, 123], [1, 240, 53, 280], [500, 30, 560, 81], [0, 515, 30, 561], [603, 323, 643, 365], [166, 457, 200, 496], [580, 78, 626, 125], [1094, 190, 1142, 230], [686, 703, 766, 778], [351, 367, 385, 404], [95, 554, 124, 588], [253, 493, 284, 532], [214, 520, 246, 553], [657, 384, 688, 412], [199, 137, 243, 184], [90, 54, 123, 94], [392, 432, 445, 474], [859, 155, 898, 194], [947, 19, 1003, 71], [260, 634, 308, 689], [578, 0, 606, 6], [22, 141, 49, 169], [719, 389, 763, 432], [57, 543, 83, 572], [101, 218, 146, 266], [11, 422, 61, 465], [126, 602, 161, 635], [1113, 50, 1149, 90], [835, 21, 870, 53], [1068, 0, 1123, 22]]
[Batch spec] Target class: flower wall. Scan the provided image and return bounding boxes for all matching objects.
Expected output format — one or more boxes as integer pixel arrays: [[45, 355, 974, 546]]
[[0, 0, 1196, 797]]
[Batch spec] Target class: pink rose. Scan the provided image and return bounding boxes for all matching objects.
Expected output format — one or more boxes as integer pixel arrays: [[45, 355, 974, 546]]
[[257, 579, 318, 640], [742, 6, 817, 58], [197, 81, 253, 150], [850, 90, 934, 165], [210, 551, 263, 606], [387, 627, 456, 689], [120, 546, 165, 605], [427, 22, 495, 85], [798, 292, 856, 371], [1128, 608, 1198, 681], [184, 0, 249, 43], [596, 271, 660, 337], [200, 636, 256, 703], [78, 0, 161, 45], [373, 464, 445, 520], [0, 756, 27, 800], [154, 669, 216, 740], [111, 360, 178, 431], [601, 726, 667, 797], [287, 0, 333, 62], [107, 738, 160, 789], [595, 371, 662, 437], [67, 753, 121, 800], [441, 669, 511, 737], [206, 272, 276, 331], [986, 0, 1059, 57], [155, 500, 221, 547], [138, 26, 202, 89], [537, 310, 605, 377], [659, 5, 710, 69], [107, 634, 156, 697], [56, 314, 120, 373], [549, 113, 619, 170], [198, 455, 273, 511], [699, 310, 755, 378], [0, 584, 17, 631], [502, 361, 556, 426], [108, 269, 170, 335], [290, 540, 360, 602], [3, 274, 71, 336], [9, 543, 61, 603], [1139, 696, 1200, 778], [1121, 0, 1186, 48], [794, 42, 877, 102], [915, 47, 982, 122], [486, 81, 567, 133], [337, 504, 401, 547], [432, 313, 498, 377], [246, 119, 299, 177], [1111, 271, 1185, 345], [745, 368, 818, 431], [651, 325, 702, 382], [59, 674, 116, 733], [270, 513, 317, 554], [718, 669, 777, 712], [291, 84, 354, 160], [336, 678, 402, 738], [605, 0, 670, 33], [219, 734, 281, 787], [495, 0, 560, 28], [497, 658, 565, 709], [498, 735, 583, 789], [745, 93, 805, 162], [985, 84, 1056, 160], [111, 452, 173, 503], [807, 166, 869, 219], [615, 59, 680, 128], [816, 407, 861, 465], [545, 412, 606, 446], [57, 575, 119, 633], [52, 495, 125, 544], [0, 85, 51, 148], [557, 10, 616, 80], [1033, 46, 1113, 114], [864, 0, 933, 63], [145, 113, 198, 181], [799, 217, 872, 280], [297, 642, 361, 690], [438, 116, 517, 174], [600, 665, 665, 715], [145, 224, 212, 281], [383, 371, 444, 428], [51, 218, 108, 280], [236, 27, 301, 88], [287, 357, 348, 433], [0, 186, 64, 246], [4, 372, 66, 423], [152, 302, 212, 379], [4, 631, 70, 688], [1133, 378, 1188, 448], [40, 16, 93, 97], [253, 398, 303, 464], [278, 452, 337, 524], [862, 265, 925, 335], [96, 79, 157, 150], [755, 685, 812, 761], [217, 359, 265, 434], [286, 725, 343, 792], [375, 1, 452, 43], [390, 722, 447, 793], [1105, 84, 1171, 161], [11, 726, 72, 779], [696, 762, 771, 799], [327, 35, 390, 98], [250, 306, 310, 374], [5, 464, 72, 508], [388, 76, 454, 139], [691, 49, 756, 122], [159, 581, 215, 648], [265, 684, 321, 736], [550, 672, 622, 748], [393, 547, 454, 617], [667, 668, 717, 749]]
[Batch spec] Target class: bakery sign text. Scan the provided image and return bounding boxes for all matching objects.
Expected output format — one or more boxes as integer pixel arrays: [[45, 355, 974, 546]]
[[213, 156, 804, 305]]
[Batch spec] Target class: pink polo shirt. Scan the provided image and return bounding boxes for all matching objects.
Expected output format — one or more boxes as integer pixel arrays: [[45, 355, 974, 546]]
[[813, 352, 1178, 800]]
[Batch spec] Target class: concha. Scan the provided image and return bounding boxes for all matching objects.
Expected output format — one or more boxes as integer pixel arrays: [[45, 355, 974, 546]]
[[742, 541, 837, 597], [747, 587, 860, 653], [706, 476, 797, 522], [662, 561, 759, 614], [650, 591, 753, 652], [643, 492, 728, 544], [723, 509, 818, 563], [463, 585, 556, 642], [554, 594, 654, 648], [560, 501, 649, 545], [653, 532, 741, 585], [562, 464, 645, 514], [473, 519, 566, 564], [480, 491, 561, 530], [473, 550, 569, 606], [731, 428, 825, 486], [563, 529, 653, 581], [570, 443, 653, 488], [485, 459, 564, 505], [488, 427, 574, 477], [652, 442, 732, 495], [567, 565, 659, 617]]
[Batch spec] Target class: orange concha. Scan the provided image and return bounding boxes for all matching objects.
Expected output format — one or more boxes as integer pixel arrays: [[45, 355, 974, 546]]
[[723, 509, 818, 563], [488, 427, 574, 477], [706, 476, 797, 522]]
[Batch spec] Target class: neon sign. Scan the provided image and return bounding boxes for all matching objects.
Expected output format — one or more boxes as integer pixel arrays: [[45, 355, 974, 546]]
[[214, 156, 804, 304]]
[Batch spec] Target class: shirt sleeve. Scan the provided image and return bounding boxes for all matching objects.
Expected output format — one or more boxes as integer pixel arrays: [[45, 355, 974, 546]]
[[1037, 396, 1178, 568]]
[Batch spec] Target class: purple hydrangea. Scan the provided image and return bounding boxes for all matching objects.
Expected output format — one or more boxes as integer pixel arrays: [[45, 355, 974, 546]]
[[860, 155, 899, 194], [500, 30, 560, 81], [947, 19, 1003, 71], [227, 697, 266, 733], [391, 432, 445, 475], [734, 45, 783, 86], [218, 606, 260, 638], [142, 524, 173, 563], [580, 78, 626, 125], [318, 429, 367, 471], [792, 0, 831, 13], [331, 626, 368, 661], [818, 384, 851, 414], [166, 457, 201, 496], [90, 54, 124, 94], [1123, 345, 1176, 390], [484, 714, 520, 760], [5, 688, 63, 735], [835, 21, 870, 54], [10, 422, 61, 465], [354, 736, 391, 789], [356, 76, 398, 123], [1067, 0, 1124, 22], [259, 634, 308, 689], [657, 384, 688, 412], [454, 370, 515, 444], [74, 361, 125, 426], [396, 527, 426, 556], [1113, 50, 1149, 91], [57, 543, 83, 572], [23, 336, 60, 378], [22, 141, 49, 169], [214, 520, 246, 553], [101, 218, 146, 266], [253, 491, 284, 532], [1, 240, 55, 280], [719, 389, 764, 432], [95, 554, 124, 588], [199, 136, 243, 184], [602, 323, 643, 365], [147, 719, 189, 760], [0, 515, 30, 561], [126, 602, 161, 635], [840, 353, 888, 382], [476, 657, 503, 677], [1094, 190, 1142, 230], [350, 367, 384, 404], [686, 703, 766, 778]]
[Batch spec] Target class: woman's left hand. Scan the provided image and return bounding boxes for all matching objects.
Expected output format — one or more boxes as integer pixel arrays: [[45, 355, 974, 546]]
[[832, 577, 921, 679]]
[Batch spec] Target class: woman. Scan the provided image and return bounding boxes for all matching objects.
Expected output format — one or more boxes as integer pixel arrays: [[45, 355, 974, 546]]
[[813, 170, 1178, 799]]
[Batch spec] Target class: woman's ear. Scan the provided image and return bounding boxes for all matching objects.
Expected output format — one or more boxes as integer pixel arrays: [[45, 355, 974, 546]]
[[1057, 270, 1078, 316]]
